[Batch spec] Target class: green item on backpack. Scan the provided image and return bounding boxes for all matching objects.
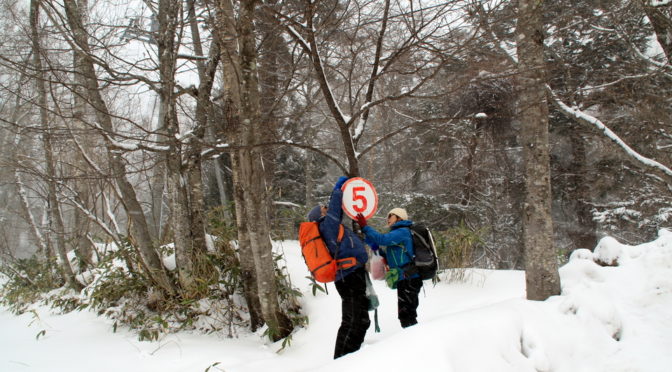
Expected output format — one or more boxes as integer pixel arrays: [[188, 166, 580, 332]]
[[385, 268, 401, 289]]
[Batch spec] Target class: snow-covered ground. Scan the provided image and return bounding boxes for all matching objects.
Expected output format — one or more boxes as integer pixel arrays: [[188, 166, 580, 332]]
[[2, 230, 672, 372]]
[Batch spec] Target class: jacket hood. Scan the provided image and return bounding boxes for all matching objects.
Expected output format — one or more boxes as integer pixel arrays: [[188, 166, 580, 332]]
[[307, 205, 322, 222], [391, 219, 413, 229]]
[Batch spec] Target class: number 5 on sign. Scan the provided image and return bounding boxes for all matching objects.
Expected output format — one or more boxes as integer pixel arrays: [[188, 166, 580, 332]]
[[341, 177, 378, 220]]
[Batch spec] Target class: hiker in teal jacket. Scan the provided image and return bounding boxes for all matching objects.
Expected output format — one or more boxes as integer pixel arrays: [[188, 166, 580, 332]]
[[356, 208, 423, 328]]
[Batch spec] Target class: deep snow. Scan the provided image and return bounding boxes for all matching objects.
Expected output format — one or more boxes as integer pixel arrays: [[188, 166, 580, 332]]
[[2, 230, 672, 372]]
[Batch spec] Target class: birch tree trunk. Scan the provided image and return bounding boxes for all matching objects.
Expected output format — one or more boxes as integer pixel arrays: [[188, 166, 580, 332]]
[[70, 0, 94, 270], [4, 65, 48, 258], [155, 0, 210, 294], [213, 0, 291, 338], [239, 0, 292, 340], [516, 0, 561, 300], [213, 0, 264, 332], [30, 0, 81, 291], [184, 0, 220, 291], [63, 0, 175, 297], [10, 121, 50, 261], [641, 0, 672, 62]]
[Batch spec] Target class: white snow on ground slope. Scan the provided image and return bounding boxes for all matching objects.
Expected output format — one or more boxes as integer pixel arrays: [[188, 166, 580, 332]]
[[2, 230, 672, 372]]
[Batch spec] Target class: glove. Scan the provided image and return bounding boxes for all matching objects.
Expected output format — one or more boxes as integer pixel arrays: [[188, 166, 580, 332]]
[[334, 176, 349, 191], [355, 213, 367, 228], [370, 243, 379, 252]]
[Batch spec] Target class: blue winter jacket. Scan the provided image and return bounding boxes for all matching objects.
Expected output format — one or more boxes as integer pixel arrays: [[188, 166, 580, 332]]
[[362, 220, 418, 279], [318, 188, 369, 281]]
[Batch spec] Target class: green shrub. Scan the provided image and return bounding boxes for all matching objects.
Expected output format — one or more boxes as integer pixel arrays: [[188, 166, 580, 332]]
[[208, 206, 305, 340], [437, 221, 486, 282], [1, 206, 305, 344], [0, 257, 62, 314]]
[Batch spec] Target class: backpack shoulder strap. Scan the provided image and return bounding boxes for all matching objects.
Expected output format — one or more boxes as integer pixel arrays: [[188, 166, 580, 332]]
[[401, 226, 414, 258], [410, 226, 430, 249]]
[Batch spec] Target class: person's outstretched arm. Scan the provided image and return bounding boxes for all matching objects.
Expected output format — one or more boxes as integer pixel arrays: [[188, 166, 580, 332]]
[[361, 225, 407, 247], [321, 177, 348, 241]]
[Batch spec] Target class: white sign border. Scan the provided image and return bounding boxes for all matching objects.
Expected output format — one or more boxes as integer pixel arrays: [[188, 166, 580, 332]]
[[341, 177, 378, 220]]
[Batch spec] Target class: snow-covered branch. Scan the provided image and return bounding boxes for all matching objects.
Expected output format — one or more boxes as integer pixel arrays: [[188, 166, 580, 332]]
[[58, 184, 121, 241], [107, 137, 170, 153], [547, 85, 672, 178], [286, 25, 311, 54], [578, 73, 658, 93]]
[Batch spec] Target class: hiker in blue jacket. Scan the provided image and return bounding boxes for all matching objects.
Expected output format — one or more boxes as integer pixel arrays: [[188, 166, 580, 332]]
[[307, 176, 370, 359], [356, 208, 423, 328]]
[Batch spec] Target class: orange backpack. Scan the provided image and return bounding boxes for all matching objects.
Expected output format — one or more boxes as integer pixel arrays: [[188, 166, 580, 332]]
[[298, 222, 357, 283]]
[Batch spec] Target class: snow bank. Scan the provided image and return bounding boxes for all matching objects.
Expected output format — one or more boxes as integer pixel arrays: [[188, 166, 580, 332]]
[[2, 231, 672, 372]]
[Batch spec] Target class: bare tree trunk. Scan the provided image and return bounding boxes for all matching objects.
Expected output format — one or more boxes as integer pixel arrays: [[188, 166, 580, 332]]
[[230, 152, 264, 330], [566, 123, 597, 250], [214, 157, 231, 209], [516, 0, 561, 301], [5, 68, 49, 259], [70, 0, 94, 270], [239, 0, 292, 340], [257, 1, 284, 206], [304, 154, 315, 207], [149, 137, 167, 243], [213, 0, 291, 338], [30, 0, 82, 291], [461, 124, 481, 207], [63, 0, 175, 297], [155, 0, 202, 293], [184, 0, 221, 291], [303, 3, 359, 176], [12, 132, 49, 260], [257, 1, 283, 115], [214, 0, 264, 330], [641, 0, 672, 62], [150, 97, 167, 243]]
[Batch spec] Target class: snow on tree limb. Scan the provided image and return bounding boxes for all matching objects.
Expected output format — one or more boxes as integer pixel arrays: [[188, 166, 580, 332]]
[[286, 25, 311, 54], [546, 85, 672, 178], [58, 184, 120, 241]]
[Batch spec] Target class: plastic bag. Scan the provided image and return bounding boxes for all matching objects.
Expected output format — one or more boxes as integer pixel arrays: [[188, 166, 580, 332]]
[[365, 273, 381, 332], [365, 273, 379, 310], [369, 252, 387, 281]]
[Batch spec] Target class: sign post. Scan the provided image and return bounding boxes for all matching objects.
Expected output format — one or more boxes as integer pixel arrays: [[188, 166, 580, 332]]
[[341, 177, 378, 220]]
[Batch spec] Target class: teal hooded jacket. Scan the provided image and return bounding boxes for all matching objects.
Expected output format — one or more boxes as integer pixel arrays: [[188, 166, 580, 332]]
[[362, 220, 417, 278]]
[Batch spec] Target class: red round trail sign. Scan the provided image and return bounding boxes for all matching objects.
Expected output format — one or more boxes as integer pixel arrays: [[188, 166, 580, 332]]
[[341, 177, 378, 220]]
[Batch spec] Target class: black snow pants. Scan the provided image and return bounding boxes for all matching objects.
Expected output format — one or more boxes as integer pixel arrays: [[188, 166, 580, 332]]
[[334, 266, 371, 359], [397, 276, 422, 328]]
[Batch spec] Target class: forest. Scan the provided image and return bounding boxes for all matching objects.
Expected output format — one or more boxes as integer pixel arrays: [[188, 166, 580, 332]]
[[0, 0, 670, 341]]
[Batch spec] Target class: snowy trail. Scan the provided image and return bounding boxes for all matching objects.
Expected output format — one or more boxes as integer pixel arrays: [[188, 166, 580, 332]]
[[2, 233, 672, 372], [0, 260, 525, 372]]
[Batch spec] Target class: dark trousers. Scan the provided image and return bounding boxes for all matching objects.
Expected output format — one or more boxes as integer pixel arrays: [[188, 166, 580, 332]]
[[397, 277, 422, 328], [334, 267, 371, 359]]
